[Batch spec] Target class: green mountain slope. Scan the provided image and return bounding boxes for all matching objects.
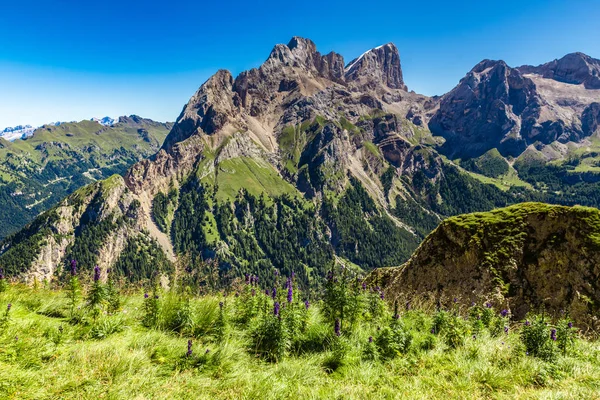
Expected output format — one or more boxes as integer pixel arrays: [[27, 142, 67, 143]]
[[0, 116, 171, 238]]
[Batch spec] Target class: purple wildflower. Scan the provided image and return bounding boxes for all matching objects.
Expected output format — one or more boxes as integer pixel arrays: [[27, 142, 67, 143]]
[[362, 282, 367, 290], [271, 287, 277, 300], [274, 269, 279, 277], [485, 302, 492, 308], [504, 326, 509, 334], [144, 293, 149, 299], [304, 300, 310, 310], [368, 336, 373, 343], [500, 309, 508, 318], [394, 314, 400, 320], [287, 283, 293, 303], [334, 319, 341, 337], [274, 302, 280, 317], [186, 340, 193, 357], [7, 303, 11, 311], [219, 302, 224, 309], [154, 295, 159, 299], [265, 289, 269, 296], [551, 329, 557, 341], [245, 273, 250, 284], [568, 322, 573, 329], [205, 349, 210, 354], [525, 320, 531, 326], [93, 265, 101, 282], [431, 328, 435, 334], [0, 268, 4, 280], [380, 291, 384, 300], [453, 298, 458, 303], [70, 259, 77, 276]]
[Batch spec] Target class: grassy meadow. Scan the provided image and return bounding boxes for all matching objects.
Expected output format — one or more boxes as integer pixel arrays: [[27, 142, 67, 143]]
[[0, 271, 599, 399]]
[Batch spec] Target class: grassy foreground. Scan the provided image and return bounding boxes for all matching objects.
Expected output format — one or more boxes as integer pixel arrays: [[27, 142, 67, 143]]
[[0, 281, 599, 399]]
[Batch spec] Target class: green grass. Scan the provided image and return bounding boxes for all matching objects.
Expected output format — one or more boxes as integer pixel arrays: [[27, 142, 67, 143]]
[[1, 284, 599, 399], [214, 157, 298, 202]]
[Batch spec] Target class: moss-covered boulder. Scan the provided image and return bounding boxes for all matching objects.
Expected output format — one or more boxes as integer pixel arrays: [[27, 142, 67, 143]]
[[370, 202, 600, 330]]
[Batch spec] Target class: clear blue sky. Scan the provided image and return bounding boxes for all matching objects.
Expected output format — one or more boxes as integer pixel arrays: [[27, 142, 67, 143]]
[[1, 0, 599, 128]]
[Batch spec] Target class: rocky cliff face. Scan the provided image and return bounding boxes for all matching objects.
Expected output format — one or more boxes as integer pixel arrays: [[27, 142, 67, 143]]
[[369, 203, 600, 330], [519, 52, 600, 89], [430, 55, 600, 159]]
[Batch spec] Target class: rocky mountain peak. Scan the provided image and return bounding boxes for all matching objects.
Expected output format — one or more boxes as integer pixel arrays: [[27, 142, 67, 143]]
[[518, 52, 600, 89], [344, 43, 407, 91], [162, 69, 240, 151]]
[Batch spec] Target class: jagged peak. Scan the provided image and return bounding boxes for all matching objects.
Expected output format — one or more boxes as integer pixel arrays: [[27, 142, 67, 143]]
[[344, 42, 406, 90]]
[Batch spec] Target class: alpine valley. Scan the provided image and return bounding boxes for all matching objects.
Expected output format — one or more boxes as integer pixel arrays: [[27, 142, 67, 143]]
[[2, 37, 599, 304]]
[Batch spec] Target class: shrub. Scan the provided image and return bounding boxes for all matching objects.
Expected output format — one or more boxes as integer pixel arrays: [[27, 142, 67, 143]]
[[520, 315, 557, 361]]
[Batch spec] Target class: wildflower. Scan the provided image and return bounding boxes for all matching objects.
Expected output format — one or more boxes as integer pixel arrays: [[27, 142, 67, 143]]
[[568, 322, 573, 329], [504, 326, 509, 334], [7, 303, 11, 311], [304, 300, 310, 309], [368, 336, 373, 343], [70, 259, 77, 276], [271, 287, 277, 300], [219, 302, 223, 309], [471, 302, 476, 307], [453, 298, 457, 303], [144, 293, 149, 298], [154, 295, 159, 299], [0, 268, 4, 279], [431, 328, 435, 334], [205, 349, 210, 354], [93, 265, 100, 282], [551, 329, 557, 341], [245, 273, 250, 284], [326, 271, 333, 281], [362, 282, 367, 290], [394, 314, 400, 320], [525, 320, 531, 326], [274, 302, 280, 317], [186, 340, 193, 357], [500, 309, 508, 317], [274, 269, 279, 277], [287, 283, 293, 303], [334, 319, 341, 337], [485, 302, 492, 308], [265, 289, 269, 296], [380, 292, 384, 300], [291, 271, 296, 279]]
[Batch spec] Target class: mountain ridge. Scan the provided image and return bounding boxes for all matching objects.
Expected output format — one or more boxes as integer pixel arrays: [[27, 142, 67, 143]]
[[1, 37, 599, 290]]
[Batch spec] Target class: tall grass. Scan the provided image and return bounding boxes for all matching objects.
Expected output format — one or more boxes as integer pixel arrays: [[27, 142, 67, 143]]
[[0, 281, 599, 399]]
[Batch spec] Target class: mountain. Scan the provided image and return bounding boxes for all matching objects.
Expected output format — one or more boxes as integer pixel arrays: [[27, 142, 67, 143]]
[[0, 116, 172, 239], [430, 54, 600, 159], [368, 203, 600, 329], [0, 37, 599, 290], [1, 125, 36, 141]]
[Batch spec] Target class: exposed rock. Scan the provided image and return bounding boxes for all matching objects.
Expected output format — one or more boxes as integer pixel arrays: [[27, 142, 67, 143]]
[[519, 52, 600, 89], [369, 203, 600, 330], [345, 43, 407, 91]]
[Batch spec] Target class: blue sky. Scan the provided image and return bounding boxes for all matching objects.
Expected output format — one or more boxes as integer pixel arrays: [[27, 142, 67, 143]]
[[1, 0, 599, 128]]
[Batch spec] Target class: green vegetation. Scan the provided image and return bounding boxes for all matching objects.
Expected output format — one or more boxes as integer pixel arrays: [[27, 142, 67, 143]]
[[324, 177, 420, 268], [152, 188, 178, 233], [0, 118, 170, 239], [460, 149, 510, 178], [1, 269, 599, 399]]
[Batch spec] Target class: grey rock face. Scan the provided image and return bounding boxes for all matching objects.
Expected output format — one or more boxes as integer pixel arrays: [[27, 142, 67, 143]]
[[519, 52, 600, 89], [344, 43, 407, 91]]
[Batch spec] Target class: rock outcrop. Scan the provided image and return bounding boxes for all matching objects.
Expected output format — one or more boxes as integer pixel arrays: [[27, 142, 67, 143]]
[[519, 52, 600, 89], [369, 203, 600, 330]]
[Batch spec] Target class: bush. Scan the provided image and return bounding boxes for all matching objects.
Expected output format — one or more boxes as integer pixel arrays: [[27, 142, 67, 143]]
[[520, 315, 557, 361]]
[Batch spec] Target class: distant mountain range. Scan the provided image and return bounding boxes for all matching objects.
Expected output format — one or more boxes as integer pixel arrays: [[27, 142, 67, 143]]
[[1, 117, 119, 141], [0, 38, 598, 298], [0, 116, 172, 239]]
